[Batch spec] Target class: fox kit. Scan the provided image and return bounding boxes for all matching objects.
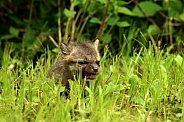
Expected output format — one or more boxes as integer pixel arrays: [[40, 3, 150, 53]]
[[48, 39, 101, 90]]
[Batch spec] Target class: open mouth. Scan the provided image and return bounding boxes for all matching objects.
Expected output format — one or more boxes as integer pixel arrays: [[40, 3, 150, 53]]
[[83, 73, 98, 80]]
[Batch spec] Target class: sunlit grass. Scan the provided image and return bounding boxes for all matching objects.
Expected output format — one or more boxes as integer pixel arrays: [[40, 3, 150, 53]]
[[0, 45, 184, 122]]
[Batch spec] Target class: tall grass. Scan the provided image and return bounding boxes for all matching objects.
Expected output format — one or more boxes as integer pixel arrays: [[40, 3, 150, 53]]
[[0, 43, 184, 122]]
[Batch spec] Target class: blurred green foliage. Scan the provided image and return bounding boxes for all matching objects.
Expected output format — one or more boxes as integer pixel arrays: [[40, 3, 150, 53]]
[[0, 0, 184, 65]]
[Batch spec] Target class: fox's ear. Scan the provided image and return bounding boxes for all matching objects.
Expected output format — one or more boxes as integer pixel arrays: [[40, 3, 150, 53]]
[[93, 39, 99, 49], [60, 43, 71, 55]]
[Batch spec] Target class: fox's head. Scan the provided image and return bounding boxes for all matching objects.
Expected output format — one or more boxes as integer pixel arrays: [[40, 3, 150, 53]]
[[61, 39, 100, 80]]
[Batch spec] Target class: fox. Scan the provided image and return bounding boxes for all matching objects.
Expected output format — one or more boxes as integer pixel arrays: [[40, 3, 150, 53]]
[[48, 39, 101, 92]]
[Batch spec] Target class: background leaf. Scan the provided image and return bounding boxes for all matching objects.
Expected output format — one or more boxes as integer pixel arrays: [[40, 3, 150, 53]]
[[64, 8, 76, 18], [132, 1, 162, 17], [147, 25, 161, 36], [179, 13, 184, 21], [117, 7, 135, 16], [89, 17, 102, 24], [107, 15, 119, 26], [102, 34, 112, 43], [116, 21, 130, 27], [9, 27, 19, 37]]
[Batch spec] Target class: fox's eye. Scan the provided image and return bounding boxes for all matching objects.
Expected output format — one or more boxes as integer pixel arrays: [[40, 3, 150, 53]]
[[96, 61, 100, 65], [78, 61, 88, 65]]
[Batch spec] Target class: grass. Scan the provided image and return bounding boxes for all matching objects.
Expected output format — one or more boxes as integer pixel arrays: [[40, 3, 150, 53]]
[[0, 44, 184, 122]]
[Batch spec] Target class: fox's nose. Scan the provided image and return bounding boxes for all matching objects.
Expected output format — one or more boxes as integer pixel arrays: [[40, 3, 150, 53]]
[[93, 67, 98, 72]]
